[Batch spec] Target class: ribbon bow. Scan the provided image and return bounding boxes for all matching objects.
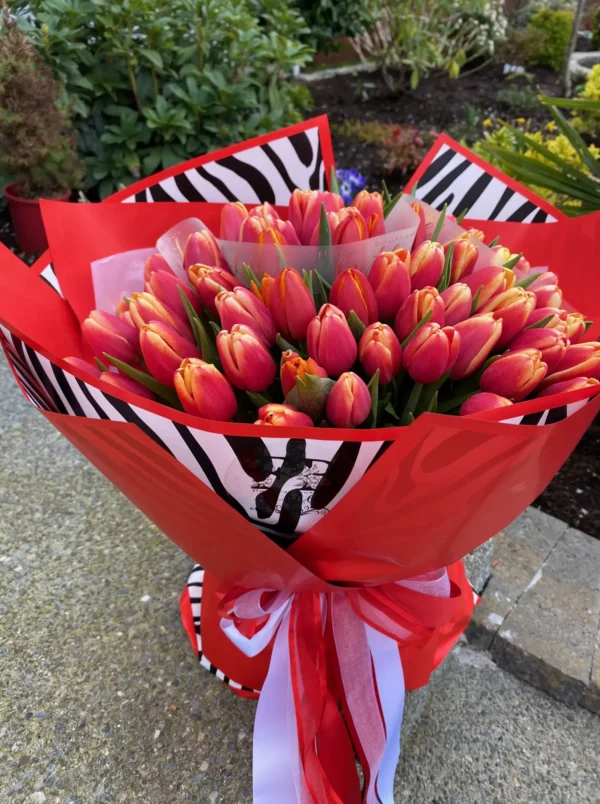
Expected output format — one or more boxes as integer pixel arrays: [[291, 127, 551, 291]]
[[220, 570, 465, 804]]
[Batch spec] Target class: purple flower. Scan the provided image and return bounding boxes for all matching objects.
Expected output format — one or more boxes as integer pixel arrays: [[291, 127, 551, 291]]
[[337, 168, 367, 205]]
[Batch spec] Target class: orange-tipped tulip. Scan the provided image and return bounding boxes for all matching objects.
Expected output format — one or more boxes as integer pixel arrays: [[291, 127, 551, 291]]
[[394, 286, 445, 342], [100, 372, 155, 400], [537, 377, 600, 398], [289, 189, 345, 245], [251, 274, 275, 308], [533, 283, 562, 309], [444, 234, 478, 283], [358, 323, 402, 384], [140, 321, 201, 386], [402, 323, 460, 384], [539, 342, 600, 387], [508, 327, 568, 374], [307, 304, 358, 378], [188, 264, 239, 315], [220, 201, 249, 241], [410, 202, 428, 247], [489, 245, 512, 266], [240, 216, 288, 246], [115, 298, 135, 328], [63, 356, 102, 378], [480, 348, 547, 401], [82, 310, 140, 365], [271, 267, 317, 341], [280, 351, 328, 397], [451, 313, 503, 379], [481, 287, 537, 348], [183, 230, 227, 271], [563, 312, 586, 343], [248, 202, 280, 221], [526, 306, 567, 331], [409, 241, 444, 290], [330, 268, 379, 326], [462, 264, 513, 311], [331, 207, 369, 245], [217, 324, 276, 391], [255, 403, 314, 428], [215, 286, 276, 347], [146, 269, 201, 318], [326, 372, 371, 428], [440, 282, 472, 326], [353, 190, 385, 237], [174, 358, 237, 421], [460, 392, 513, 416], [368, 249, 411, 320], [128, 291, 193, 340], [144, 253, 174, 283], [464, 227, 485, 241]]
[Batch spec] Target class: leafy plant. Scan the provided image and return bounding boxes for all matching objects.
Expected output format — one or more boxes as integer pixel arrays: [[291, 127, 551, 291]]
[[496, 86, 541, 112], [527, 8, 573, 71], [448, 104, 484, 144], [11, 0, 313, 199], [333, 118, 394, 144], [571, 63, 600, 139], [381, 125, 439, 174], [0, 6, 81, 198], [293, 0, 379, 52]]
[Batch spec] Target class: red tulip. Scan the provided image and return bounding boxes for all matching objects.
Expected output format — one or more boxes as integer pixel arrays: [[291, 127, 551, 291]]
[[367, 249, 411, 320], [220, 201, 248, 241], [240, 216, 288, 246], [289, 189, 345, 245], [217, 324, 276, 391], [440, 283, 472, 326], [215, 286, 277, 347], [533, 283, 562, 309], [353, 190, 385, 237], [539, 342, 600, 388], [563, 312, 586, 343], [508, 327, 568, 374], [115, 298, 135, 328], [99, 372, 155, 400], [63, 356, 101, 378], [143, 253, 174, 284], [82, 310, 140, 365], [270, 268, 317, 340], [330, 268, 379, 326], [331, 207, 369, 245], [326, 372, 371, 428], [307, 304, 358, 378], [394, 287, 445, 342], [526, 306, 567, 331], [410, 201, 428, 247], [402, 323, 460, 384], [489, 245, 512, 266], [451, 313, 503, 379], [174, 358, 237, 421], [280, 350, 328, 397], [481, 287, 537, 348], [460, 392, 513, 416], [140, 321, 201, 386], [248, 202, 280, 221], [184, 230, 227, 270], [128, 292, 193, 340], [462, 265, 514, 311], [358, 323, 402, 384], [255, 403, 314, 428], [512, 257, 533, 282], [146, 269, 201, 318], [480, 349, 547, 401], [409, 241, 444, 290], [443, 234, 478, 283], [188, 264, 239, 315], [537, 377, 600, 398]]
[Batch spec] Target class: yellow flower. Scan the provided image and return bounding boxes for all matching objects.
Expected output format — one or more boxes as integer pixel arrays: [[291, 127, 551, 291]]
[[516, 117, 526, 124], [545, 121, 557, 132], [482, 118, 492, 128]]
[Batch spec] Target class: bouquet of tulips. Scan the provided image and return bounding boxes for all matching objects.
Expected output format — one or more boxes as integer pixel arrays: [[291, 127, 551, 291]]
[[1, 118, 599, 804]]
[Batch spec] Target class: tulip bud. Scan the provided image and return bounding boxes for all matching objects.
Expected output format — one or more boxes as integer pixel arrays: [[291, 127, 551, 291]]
[[280, 350, 328, 397], [402, 323, 460, 384], [326, 372, 371, 428], [274, 217, 301, 246], [539, 342, 600, 388], [443, 235, 478, 283], [330, 268, 379, 326], [217, 324, 276, 391], [451, 313, 503, 380], [82, 310, 140, 365], [394, 286, 445, 342], [462, 264, 512, 311], [140, 321, 201, 386], [511, 256, 532, 280], [465, 228, 485, 241], [563, 312, 586, 344], [289, 189, 345, 245], [63, 356, 102, 378], [307, 304, 358, 378], [480, 349, 547, 401], [358, 323, 402, 384], [533, 283, 562, 309], [481, 287, 537, 348], [410, 241, 444, 290], [440, 283, 472, 326], [368, 249, 411, 320], [188, 264, 239, 315], [489, 245, 512, 266], [174, 358, 237, 421], [537, 377, 600, 398], [128, 292, 193, 340], [526, 307, 567, 331], [146, 269, 201, 318], [144, 253, 174, 284], [353, 190, 385, 237], [508, 327, 568, 374], [220, 201, 249, 240], [248, 202, 280, 221], [215, 286, 276, 347], [184, 230, 227, 271], [410, 202, 428, 247], [331, 207, 369, 245], [251, 274, 275, 308], [459, 392, 513, 416], [99, 372, 155, 400], [255, 403, 314, 428], [240, 216, 287, 246], [115, 298, 135, 328], [270, 267, 317, 341]]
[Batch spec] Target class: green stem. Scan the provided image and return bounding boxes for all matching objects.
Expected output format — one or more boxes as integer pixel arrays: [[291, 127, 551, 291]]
[[400, 382, 423, 426]]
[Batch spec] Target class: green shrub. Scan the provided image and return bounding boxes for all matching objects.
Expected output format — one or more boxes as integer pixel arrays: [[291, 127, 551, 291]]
[[12, 0, 313, 199], [571, 63, 600, 138], [527, 8, 573, 71], [496, 86, 541, 112], [293, 0, 378, 52]]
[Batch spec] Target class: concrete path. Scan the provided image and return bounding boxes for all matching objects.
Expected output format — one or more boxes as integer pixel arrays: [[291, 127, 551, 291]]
[[2, 357, 600, 803]]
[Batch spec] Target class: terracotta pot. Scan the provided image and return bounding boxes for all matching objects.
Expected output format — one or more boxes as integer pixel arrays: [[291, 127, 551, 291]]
[[3, 183, 71, 255]]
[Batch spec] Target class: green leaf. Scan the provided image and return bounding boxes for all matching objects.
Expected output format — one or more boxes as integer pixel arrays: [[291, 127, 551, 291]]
[[400, 382, 423, 426], [318, 202, 332, 248], [275, 245, 286, 270], [246, 391, 271, 409], [302, 269, 314, 300], [285, 374, 335, 422], [276, 333, 299, 355], [456, 208, 469, 225], [410, 69, 419, 90], [436, 241, 454, 293], [384, 402, 400, 421], [381, 180, 392, 207], [400, 308, 433, 349], [488, 236, 500, 248], [503, 252, 523, 270], [94, 357, 109, 372], [430, 204, 447, 243], [141, 49, 164, 71], [525, 314, 555, 330], [515, 271, 543, 289], [470, 286, 482, 315], [437, 389, 479, 414], [367, 369, 380, 428], [347, 310, 366, 342], [102, 354, 181, 408], [209, 321, 222, 337], [178, 287, 219, 365], [313, 270, 329, 310], [584, 320, 593, 333], [548, 105, 600, 179], [384, 191, 402, 219], [329, 165, 340, 195], [243, 263, 261, 291]]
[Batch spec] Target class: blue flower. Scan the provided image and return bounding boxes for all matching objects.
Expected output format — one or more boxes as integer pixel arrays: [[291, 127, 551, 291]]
[[336, 168, 366, 205]]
